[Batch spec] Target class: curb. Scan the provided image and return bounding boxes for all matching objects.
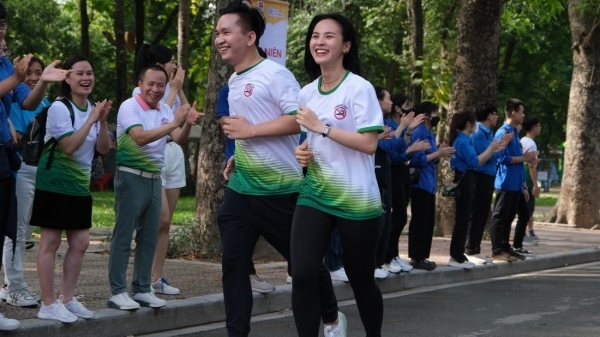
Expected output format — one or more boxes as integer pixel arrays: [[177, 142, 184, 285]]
[[13, 246, 600, 337]]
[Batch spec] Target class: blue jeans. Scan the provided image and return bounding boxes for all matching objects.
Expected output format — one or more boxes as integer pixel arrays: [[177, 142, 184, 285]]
[[324, 227, 343, 271]]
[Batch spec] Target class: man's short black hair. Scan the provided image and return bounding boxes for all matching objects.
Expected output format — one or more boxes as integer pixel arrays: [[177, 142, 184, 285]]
[[220, 0, 265, 48], [475, 103, 497, 122], [522, 116, 540, 132], [505, 98, 524, 117]]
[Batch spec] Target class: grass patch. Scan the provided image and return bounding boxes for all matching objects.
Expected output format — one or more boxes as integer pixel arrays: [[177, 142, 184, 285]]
[[536, 192, 558, 207], [91, 191, 196, 228]]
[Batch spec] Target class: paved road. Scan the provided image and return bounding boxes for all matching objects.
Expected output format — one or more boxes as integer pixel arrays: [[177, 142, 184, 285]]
[[158, 261, 600, 337]]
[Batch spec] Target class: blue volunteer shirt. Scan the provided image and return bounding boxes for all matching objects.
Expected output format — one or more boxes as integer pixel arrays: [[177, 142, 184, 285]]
[[8, 98, 51, 156], [0, 58, 31, 143], [384, 117, 409, 163], [377, 132, 408, 162], [471, 122, 501, 176], [450, 131, 479, 172], [408, 123, 438, 194], [216, 85, 235, 162], [494, 122, 524, 192]]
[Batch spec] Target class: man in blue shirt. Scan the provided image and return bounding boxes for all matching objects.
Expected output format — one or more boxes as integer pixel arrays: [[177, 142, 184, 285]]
[[489, 99, 537, 261]]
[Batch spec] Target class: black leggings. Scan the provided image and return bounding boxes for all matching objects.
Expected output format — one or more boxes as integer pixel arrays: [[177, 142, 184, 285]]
[[385, 163, 411, 263], [291, 206, 383, 337]]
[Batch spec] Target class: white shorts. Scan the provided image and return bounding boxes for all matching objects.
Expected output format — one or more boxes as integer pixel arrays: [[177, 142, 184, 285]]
[[161, 141, 186, 189]]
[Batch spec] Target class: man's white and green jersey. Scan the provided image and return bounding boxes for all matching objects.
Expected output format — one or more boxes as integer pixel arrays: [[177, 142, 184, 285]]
[[116, 95, 172, 174], [226, 58, 303, 196], [36, 100, 99, 196], [297, 71, 384, 220]]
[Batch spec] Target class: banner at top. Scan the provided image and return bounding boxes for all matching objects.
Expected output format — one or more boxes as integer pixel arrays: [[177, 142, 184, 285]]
[[243, 0, 289, 66]]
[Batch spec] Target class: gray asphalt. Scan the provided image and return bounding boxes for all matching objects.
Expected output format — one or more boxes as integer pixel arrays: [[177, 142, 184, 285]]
[[164, 261, 600, 337]]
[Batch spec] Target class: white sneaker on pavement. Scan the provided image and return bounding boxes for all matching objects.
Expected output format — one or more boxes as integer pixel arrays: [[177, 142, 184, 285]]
[[107, 292, 140, 311], [286, 275, 292, 284], [250, 274, 275, 294], [151, 277, 180, 295], [330, 268, 349, 282], [383, 260, 402, 274], [0, 313, 19, 331], [37, 296, 78, 323], [394, 256, 414, 272], [64, 296, 94, 319], [7, 288, 39, 307], [324, 311, 347, 337], [132, 292, 167, 308], [466, 254, 487, 265], [448, 258, 475, 269], [374, 268, 390, 279]]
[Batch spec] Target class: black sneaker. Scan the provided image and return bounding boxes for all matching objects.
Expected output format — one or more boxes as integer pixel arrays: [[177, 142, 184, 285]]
[[25, 241, 35, 250], [508, 248, 526, 260], [513, 247, 534, 255], [410, 260, 436, 271], [424, 259, 437, 268]]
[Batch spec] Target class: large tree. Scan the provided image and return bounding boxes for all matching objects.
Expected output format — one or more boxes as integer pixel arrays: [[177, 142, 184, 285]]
[[549, 0, 600, 228], [114, 0, 127, 107], [435, 0, 504, 236], [193, 0, 232, 256]]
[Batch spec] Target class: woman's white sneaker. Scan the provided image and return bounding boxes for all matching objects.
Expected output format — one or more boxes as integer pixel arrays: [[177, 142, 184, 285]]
[[382, 260, 402, 274], [64, 296, 94, 319], [466, 254, 487, 265], [132, 292, 167, 308], [448, 258, 475, 269], [330, 268, 349, 282], [151, 277, 181, 295], [107, 292, 140, 311], [37, 296, 78, 323], [394, 257, 414, 272], [374, 268, 390, 279], [0, 313, 19, 331]]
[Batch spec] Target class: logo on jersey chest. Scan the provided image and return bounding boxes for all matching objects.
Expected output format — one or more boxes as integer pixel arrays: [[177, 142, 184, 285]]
[[244, 84, 254, 97], [333, 105, 348, 120], [161, 118, 170, 126]]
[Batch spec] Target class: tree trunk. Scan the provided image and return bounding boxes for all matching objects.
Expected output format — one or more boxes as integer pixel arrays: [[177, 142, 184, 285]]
[[178, 0, 191, 93], [549, 0, 600, 228], [435, 0, 504, 237], [114, 0, 127, 107], [152, 6, 179, 45], [193, 0, 234, 257], [134, 0, 144, 72], [385, 33, 403, 94], [80, 0, 89, 57], [407, 0, 423, 105]]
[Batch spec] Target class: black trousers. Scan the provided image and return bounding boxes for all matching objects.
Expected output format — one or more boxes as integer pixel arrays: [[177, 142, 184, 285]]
[[465, 172, 495, 255], [450, 171, 473, 262], [0, 177, 10, 264], [291, 205, 382, 337], [385, 163, 411, 263], [217, 188, 338, 337], [490, 189, 521, 255], [513, 187, 533, 248], [408, 187, 436, 261], [375, 186, 391, 267]]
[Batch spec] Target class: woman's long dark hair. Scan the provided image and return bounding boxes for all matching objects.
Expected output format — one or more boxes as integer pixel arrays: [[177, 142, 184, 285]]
[[60, 55, 91, 99], [390, 93, 410, 119], [133, 43, 173, 84], [304, 13, 361, 81], [448, 111, 476, 146]]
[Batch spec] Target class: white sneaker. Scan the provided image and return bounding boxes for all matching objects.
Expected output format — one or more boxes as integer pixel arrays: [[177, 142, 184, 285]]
[[250, 274, 275, 294], [107, 292, 140, 311], [394, 256, 414, 272], [64, 296, 94, 319], [151, 277, 180, 295], [132, 292, 166, 308], [0, 313, 19, 331], [37, 296, 78, 323], [286, 275, 292, 284], [374, 268, 390, 279], [0, 285, 7, 301], [330, 268, 349, 282], [448, 258, 475, 269], [324, 311, 347, 337], [466, 254, 487, 265], [473, 253, 493, 264], [7, 288, 39, 307], [382, 260, 402, 274]]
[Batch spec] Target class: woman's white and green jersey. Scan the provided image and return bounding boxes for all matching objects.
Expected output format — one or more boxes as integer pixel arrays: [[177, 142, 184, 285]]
[[298, 71, 384, 220], [226, 58, 303, 196], [36, 99, 99, 196]]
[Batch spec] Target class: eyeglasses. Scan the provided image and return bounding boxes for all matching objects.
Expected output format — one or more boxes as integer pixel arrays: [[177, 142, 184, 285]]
[[0, 48, 9, 57], [0, 22, 7, 30]]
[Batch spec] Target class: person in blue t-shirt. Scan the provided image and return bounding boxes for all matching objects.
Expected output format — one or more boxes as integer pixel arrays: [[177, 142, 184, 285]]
[[407, 102, 454, 271], [447, 110, 507, 269], [489, 99, 537, 262]]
